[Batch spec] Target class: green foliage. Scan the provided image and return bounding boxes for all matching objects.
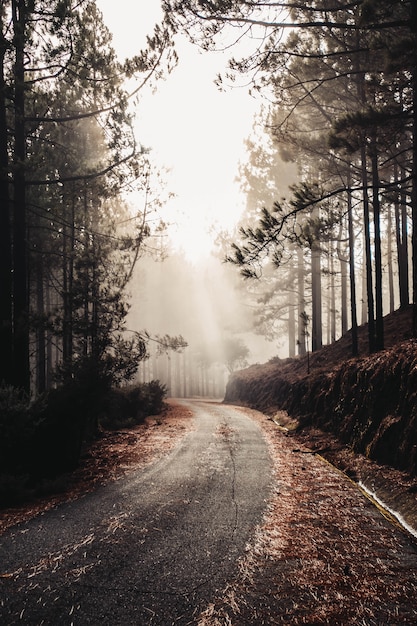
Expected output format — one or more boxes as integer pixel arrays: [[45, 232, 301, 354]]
[[99, 381, 168, 430], [226, 181, 335, 279]]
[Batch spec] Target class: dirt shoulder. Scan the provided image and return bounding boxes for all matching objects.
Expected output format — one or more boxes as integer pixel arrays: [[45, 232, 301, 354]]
[[0, 400, 194, 535], [199, 407, 417, 625]]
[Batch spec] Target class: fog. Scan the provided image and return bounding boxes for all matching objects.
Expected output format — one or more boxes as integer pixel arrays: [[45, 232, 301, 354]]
[[127, 248, 280, 398], [122, 116, 299, 399]]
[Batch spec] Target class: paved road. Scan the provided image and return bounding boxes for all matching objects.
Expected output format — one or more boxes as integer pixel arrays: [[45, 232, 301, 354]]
[[0, 400, 271, 625]]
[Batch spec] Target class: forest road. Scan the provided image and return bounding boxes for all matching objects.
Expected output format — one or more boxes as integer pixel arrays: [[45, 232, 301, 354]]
[[0, 400, 272, 625]]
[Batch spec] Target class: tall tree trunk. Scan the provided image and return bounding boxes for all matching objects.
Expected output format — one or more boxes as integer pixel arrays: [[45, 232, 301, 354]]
[[12, 0, 29, 390], [412, 0, 417, 336], [83, 184, 90, 357], [347, 167, 358, 356], [337, 219, 348, 336], [297, 246, 306, 355], [62, 187, 72, 368], [45, 276, 53, 389], [183, 351, 187, 398], [354, 30, 374, 350], [370, 130, 384, 351], [400, 167, 410, 307], [311, 207, 322, 352], [35, 252, 46, 393], [330, 241, 336, 343], [361, 142, 375, 353], [361, 243, 367, 325], [91, 237, 99, 360], [0, 25, 12, 384], [288, 282, 296, 357], [394, 157, 409, 309], [386, 199, 395, 313]]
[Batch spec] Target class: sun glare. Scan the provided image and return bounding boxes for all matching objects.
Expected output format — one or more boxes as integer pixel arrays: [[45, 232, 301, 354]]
[[171, 221, 215, 264]]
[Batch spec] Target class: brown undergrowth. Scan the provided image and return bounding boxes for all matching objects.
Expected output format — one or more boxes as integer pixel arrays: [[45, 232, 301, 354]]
[[225, 306, 417, 476], [0, 400, 194, 535], [199, 408, 417, 625]]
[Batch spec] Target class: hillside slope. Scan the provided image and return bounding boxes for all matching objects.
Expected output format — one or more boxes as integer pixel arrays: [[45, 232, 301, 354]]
[[225, 306, 417, 476]]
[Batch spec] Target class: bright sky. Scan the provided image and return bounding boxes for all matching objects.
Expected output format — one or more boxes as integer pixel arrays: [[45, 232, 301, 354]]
[[96, 0, 260, 262]]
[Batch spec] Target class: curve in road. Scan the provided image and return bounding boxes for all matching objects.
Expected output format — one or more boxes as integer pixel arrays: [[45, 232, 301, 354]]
[[0, 400, 271, 625]]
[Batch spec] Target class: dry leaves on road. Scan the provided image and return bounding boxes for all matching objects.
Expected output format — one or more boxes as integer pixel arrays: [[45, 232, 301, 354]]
[[0, 400, 194, 535], [199, 407, 417, 625]]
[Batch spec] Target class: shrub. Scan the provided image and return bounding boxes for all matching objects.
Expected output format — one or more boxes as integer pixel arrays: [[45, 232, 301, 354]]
[[0, 384, 39, 475], [100, 380, 167, 430], [0, 377, 167, 505]]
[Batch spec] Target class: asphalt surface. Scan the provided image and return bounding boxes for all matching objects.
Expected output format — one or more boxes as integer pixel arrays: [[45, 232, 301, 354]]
[[0, 400, 272, 625]]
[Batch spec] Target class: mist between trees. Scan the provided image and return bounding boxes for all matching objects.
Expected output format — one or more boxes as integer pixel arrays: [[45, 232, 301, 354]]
[[129, 251, 279, 399]]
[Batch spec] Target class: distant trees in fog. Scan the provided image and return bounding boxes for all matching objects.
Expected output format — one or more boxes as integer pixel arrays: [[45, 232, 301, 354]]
[[130, 253, 253, 397]]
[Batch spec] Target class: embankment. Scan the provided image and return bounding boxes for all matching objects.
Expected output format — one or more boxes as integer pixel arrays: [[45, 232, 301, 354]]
[[225, 308, 417, 476]]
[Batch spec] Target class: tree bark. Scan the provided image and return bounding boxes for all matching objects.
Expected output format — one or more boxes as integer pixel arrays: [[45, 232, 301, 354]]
[[347, 167, 358, 356], [330, 241, 336, 343], [12, 0, 29, 390], [386, 198, 394, 314], [35, 252, 46, 393], [370, 129, 384, 351], [0, 23, 12, 384], [311, 207, 322, 352], [62, 186, 73, 368], [337, 218, 348, 337], [399, 167, 410, 307], [297, 246, 306, 355], [288, 281, 296, 357], [411, 0, 417, 336], [361, 142, 375, 353]]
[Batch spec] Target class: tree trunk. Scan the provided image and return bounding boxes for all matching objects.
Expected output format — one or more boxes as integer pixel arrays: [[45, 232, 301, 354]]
[[361, 142, 375, 353], [35, 252, 46, 394], [182, 351, 187, 398], [386, 198, 395, 314], [347, 167, 358, 356], [11, 0, 29, 390], [297, 246, 306, 355], [62, 186, 73, 368], [0, 26, 12, 385], [337, 219, 348, 336], [83, 184, 91, 357], [330, 240, 336, 343], [166, 354, 172, 396], [45, 277, 54, 389], [394, 171, 409, 309], [370, 130, 384, 351], [361, 243, 367, 326], [395, 160, 410, 308], [311, 207, 322, 352], [411, 0, 417, 336], [288, 283, 296, 357]]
